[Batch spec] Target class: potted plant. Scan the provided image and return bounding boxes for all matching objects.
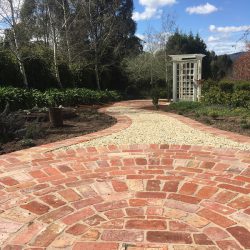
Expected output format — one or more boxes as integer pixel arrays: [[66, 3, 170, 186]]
[[46, 94, 63, 127]]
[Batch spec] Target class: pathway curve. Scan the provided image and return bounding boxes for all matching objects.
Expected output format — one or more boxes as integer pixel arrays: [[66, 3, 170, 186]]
[[0, 100, 250, 250], [69, 100, 250, 151]]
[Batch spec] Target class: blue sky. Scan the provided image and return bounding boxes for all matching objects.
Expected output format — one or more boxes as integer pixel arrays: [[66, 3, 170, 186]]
[[133, 0, 250, 55]]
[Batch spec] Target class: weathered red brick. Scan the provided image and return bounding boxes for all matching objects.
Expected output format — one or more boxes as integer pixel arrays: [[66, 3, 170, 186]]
[[126, 207, 144, 217], [146, 180, 161, 191], [196, 186, 218, 199], [11, 223, 44, 245], [216, 240, 243, 250], [111, 180, 128, 192], [198, 208, 235, 228], [39, 205, 74, 224], [0, 177, 19, 186], [73, 196, 103, 210], [201, 201, 236, 215], [101, 230, 143, 242], [105, 209, 125, 219], [136, 192, 166, 199], [94, 200, 128, 212], [21, 201, 50, 215], [218, 184, 250, 194], [203, 227, 229, 241], [29, 170, 48, 179], [193, 233, 214, 245], [84, 214, 106, 226], [66, 223, 88, 235], [146, 207, 163, 216], [213, 190, 237, 204], [200, 161, 215, 169], [179, 182, 198, 195], [168, 194, 201, 204], [73, 242, 119, 250], [125, 220, 166, 230], [57, 165, 73, 173], [169, 221, 197, 232], [147, 231, 192, 244], [135, 158, 147, 165], [227, 226, 250, 248], [162, 181, 179, 192], [62, 207, 95, 225], [129, 199, 148, 207], [40, 194, 66, 208], [228, 195, 250, 209], [58, 188, 81, 202], [31, 223, 64, 247]]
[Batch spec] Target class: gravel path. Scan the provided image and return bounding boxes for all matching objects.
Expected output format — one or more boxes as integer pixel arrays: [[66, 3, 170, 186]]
[[70, 105, 250, 151]]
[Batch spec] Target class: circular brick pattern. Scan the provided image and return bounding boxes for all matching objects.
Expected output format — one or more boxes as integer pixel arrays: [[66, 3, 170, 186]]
[[0, 144, 250, 250]]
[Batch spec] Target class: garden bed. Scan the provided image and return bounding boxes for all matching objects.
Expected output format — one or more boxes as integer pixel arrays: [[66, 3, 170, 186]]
[[164, 102, 250, 136], [0, 106, 116, 155]]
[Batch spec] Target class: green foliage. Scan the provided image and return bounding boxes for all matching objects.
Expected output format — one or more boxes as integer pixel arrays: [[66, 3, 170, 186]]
[[202, 79, 250, 108], [234, 81, 250, 91], [231, 90, 250, 108], [0, 50, 23, 87], [25, 123, 44, 139], [0, 87, 121, 111], [167, 101, 202, 112], [0, 113, 25, 143], [218, 81, 235, 93]]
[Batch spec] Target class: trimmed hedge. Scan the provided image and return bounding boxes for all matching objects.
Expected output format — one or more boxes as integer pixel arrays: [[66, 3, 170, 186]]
[[0, 87, 121, 111]]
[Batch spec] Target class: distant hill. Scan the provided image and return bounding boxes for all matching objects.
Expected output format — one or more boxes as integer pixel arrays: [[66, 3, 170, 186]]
[[228, 52, 245, 62]]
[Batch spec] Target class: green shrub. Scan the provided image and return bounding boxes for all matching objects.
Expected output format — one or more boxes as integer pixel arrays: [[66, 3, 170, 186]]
[[202, 87, 231, 106], [231, 90, 250, 108], [168, 101, 202, 112], [208, 110, 219, 119], [0, 87, 121, 111], [218, 81, 234, 93], [234, 81, 250, 91]]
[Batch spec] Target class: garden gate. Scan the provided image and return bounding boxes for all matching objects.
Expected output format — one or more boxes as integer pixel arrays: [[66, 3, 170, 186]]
[[170, 54, 205, 102]]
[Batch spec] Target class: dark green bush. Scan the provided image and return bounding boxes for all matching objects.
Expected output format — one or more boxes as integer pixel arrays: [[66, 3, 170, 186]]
[[234, 81, 250, 91], [168, 101, 202, 112], [218, 81, 234, 93], [0, 87, 121, 111], [202, 87, 230, 105], [231, 90, 250, 108]]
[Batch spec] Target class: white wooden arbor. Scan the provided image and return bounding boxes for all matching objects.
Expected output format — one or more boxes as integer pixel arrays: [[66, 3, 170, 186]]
[[170, 54, 205, 102]]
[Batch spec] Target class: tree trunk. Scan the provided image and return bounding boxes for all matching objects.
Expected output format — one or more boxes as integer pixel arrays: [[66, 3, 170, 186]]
[[48, 3, 62, 88], [9, 0, 29, 88], [62, 1, 71, 65], [94, 54, 101, 90], [52, 29, 62, 88]]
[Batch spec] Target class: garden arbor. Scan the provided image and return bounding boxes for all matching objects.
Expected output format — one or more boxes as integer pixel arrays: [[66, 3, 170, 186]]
[[170, 54, 205, 102]]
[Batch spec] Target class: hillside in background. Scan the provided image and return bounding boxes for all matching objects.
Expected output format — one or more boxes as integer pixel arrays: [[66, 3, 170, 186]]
[[228, 52, 245, 62]]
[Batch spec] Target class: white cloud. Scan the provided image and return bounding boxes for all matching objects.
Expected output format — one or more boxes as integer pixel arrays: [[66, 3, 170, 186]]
[[186, 3, 218, 15], [206, 34, 246, 55], [209, 24, 250, 33], [133, 0, 177, 21], [207, 36, 220, 42]]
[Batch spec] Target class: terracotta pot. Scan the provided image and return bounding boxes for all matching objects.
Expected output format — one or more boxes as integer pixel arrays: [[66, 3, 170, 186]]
[[48, 107, 63, 127]]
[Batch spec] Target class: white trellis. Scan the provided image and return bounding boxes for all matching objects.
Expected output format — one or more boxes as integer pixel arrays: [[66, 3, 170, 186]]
[[170, 54, 205, 102]]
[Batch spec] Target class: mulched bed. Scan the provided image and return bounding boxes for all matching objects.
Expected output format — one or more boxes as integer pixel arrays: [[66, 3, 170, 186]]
[[0, 105, 116, 155]]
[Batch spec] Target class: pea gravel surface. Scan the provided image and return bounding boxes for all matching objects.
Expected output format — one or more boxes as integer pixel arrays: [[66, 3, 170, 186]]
[[69, 106, 250, 151]]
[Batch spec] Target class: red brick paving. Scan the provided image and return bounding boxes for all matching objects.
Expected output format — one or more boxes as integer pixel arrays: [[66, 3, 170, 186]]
[[0, 100, 250, 249]]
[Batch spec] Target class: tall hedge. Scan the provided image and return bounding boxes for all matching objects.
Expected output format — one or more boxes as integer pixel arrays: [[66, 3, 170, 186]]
[[0, 87, 121, 111]]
